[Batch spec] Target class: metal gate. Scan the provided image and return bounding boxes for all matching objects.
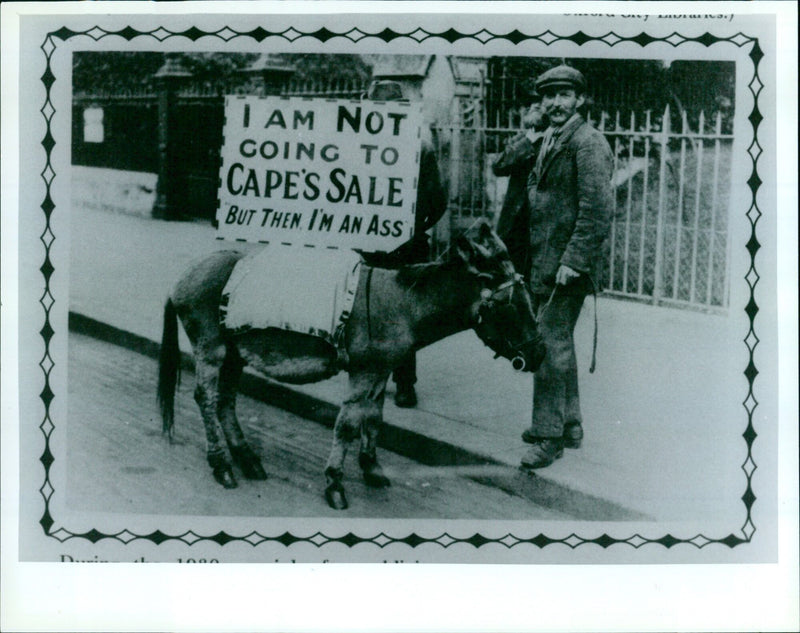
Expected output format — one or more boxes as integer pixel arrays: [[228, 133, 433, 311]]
[[601, 107, 733, 310], [170, 92, 225, 220], [432, 101, 734, 312]]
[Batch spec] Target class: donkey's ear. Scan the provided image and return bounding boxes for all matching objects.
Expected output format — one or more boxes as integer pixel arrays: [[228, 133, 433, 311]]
[[455, 233, 485, 275], [474, 220, 499, 251]]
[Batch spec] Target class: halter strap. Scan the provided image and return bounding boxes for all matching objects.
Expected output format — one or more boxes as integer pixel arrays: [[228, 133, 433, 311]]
[[484, 273, 525, 301]]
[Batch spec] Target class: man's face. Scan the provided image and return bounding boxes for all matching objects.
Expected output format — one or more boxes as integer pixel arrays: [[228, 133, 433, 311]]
[[541, 87, 585, 126]]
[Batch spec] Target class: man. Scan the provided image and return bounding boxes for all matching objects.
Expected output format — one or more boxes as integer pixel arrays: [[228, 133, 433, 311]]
[[491, 90, 547, 274], [520, 65, 614, 469], [359, 80, 447, 408]]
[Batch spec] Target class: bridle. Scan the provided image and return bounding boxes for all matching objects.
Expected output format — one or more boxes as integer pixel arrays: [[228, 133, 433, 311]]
[[476, 271, 544, 372]]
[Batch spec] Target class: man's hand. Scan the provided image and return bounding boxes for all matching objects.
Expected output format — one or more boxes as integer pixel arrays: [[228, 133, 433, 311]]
[[522, 102, 546, 131], [556, 264, 581, 285]]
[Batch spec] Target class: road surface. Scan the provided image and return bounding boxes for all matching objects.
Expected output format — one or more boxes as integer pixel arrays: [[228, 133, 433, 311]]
[[66, 333, 572, 519]]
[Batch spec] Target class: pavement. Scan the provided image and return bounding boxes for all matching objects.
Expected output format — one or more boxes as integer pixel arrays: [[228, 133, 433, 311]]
[[67, 166, 747, 524]]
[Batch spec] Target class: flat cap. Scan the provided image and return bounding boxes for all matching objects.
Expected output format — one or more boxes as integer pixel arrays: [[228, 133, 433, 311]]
[[365, 80, 404, 102], [535, 65, 586, 94]]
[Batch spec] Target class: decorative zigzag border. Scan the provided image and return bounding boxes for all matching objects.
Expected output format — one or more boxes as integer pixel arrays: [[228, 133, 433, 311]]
[[38, 25, 762, 551]]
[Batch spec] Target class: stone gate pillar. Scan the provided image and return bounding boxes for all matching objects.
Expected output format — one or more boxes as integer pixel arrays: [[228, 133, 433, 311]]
[[238, 54, 295, 95], [152, 55, 192, 220]]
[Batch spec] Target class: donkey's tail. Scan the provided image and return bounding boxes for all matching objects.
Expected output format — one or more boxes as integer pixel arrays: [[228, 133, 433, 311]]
[[157, 298, 181, 438]]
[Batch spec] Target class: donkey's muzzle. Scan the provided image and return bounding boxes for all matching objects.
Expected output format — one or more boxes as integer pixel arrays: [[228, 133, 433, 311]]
[[516, 333, 546, 373], [478, 326, 546, 373]]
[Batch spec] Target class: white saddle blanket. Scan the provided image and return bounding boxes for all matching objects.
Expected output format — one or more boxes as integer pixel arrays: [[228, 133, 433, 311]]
[[220, 246, 362, 346]]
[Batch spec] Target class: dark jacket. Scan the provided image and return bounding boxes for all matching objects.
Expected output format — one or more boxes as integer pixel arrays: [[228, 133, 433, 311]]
[[527, 115, 613, 295], [362, 134, 446, 267], [491, 130, 543, 274]]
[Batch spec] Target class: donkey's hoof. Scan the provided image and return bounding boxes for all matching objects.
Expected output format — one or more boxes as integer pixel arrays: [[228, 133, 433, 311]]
[[325, 483, 348, 510], [213, 466, 238, 489], [362, 469, 391, 488]]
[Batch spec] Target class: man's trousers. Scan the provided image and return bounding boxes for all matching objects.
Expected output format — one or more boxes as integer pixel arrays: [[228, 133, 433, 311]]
[[529, 290, 586, 438]]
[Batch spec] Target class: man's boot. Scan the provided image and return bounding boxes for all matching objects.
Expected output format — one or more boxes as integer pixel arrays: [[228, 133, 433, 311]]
[[520, 438, 564, 469], [522, 423, 583, 449]]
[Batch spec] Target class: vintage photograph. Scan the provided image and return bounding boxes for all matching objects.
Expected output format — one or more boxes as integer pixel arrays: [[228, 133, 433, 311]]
[[2, 4, 797, 628], [66, 50, 743, 526]]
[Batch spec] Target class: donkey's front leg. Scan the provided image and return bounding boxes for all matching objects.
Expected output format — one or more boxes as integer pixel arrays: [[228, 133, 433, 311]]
[[358, 381, 390, 489], [324, 372, 388, 509]]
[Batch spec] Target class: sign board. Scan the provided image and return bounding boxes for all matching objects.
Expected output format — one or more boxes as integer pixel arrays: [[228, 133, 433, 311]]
[[217, 95, 423, 251]]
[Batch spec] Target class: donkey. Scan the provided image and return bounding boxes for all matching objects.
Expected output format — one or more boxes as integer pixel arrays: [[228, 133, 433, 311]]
[[157, 221, 544, 509]]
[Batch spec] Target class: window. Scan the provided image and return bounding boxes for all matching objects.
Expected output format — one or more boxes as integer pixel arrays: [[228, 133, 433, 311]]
[[83, 107, 104, 143]]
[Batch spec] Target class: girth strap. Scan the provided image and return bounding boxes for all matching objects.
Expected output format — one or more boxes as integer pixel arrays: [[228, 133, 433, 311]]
[[365, 265, 374, 341]]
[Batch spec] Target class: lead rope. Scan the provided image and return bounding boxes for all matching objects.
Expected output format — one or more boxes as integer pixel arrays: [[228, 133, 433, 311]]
[[538, 280, 599, 374], [540, 283, 558, 314], [588, 277, 599, 373]]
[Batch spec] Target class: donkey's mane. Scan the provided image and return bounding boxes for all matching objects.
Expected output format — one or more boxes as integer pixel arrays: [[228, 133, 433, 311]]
[[393, 246, 510, 289], [395, 258, 457, 288]]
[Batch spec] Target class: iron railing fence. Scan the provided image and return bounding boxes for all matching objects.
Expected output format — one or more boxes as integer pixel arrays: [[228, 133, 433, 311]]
[[73, 76, 370, 104], [279, 77, 370, 100], [72, 78, 370, 174], [432, 102, 734, 312]]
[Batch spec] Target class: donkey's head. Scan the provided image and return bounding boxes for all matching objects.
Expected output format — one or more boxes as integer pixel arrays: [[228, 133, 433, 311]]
[[455, 221, 545, 372]]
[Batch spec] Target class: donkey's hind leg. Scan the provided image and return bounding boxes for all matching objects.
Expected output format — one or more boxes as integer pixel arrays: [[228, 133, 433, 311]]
[[194, 346, 237, 489], [324, 372, 389, 509], [217, 344, 267, 480]]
